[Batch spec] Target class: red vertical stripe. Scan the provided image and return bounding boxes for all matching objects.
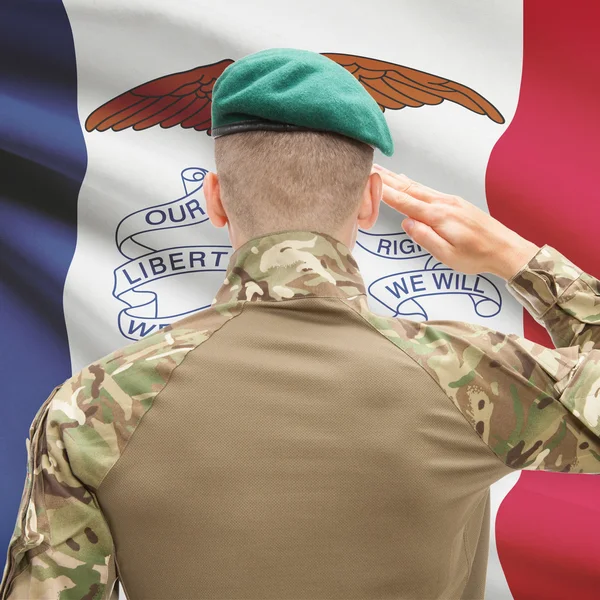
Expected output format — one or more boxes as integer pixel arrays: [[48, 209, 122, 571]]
[[485, 2, 600, 599]]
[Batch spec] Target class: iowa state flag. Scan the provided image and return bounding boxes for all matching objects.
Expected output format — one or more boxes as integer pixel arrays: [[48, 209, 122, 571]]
[[1, 1, 599, 598]]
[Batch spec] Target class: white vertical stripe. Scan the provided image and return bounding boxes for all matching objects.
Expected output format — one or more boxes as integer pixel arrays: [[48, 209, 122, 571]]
[[63, 2, 523, 598]]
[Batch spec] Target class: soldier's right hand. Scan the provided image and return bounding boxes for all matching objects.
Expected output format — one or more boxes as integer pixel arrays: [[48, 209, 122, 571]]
[[372, 163, 541, 281]]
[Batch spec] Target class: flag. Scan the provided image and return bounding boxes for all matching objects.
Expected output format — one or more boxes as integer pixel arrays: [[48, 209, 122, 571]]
[[1, 1, 599, 598]]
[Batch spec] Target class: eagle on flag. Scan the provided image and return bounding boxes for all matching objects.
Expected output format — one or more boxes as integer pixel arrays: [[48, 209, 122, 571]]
[[85, 53, 505, 133]]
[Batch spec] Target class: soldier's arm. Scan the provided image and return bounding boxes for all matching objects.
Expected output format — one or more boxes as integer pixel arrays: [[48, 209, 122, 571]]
[[0, 383, 117, 600], [383, 312, 600, 474], [370, 165, 600, 472], [506, 244, 600, 350], [352, 243, 600, 473], [0, 319, 211, 599]]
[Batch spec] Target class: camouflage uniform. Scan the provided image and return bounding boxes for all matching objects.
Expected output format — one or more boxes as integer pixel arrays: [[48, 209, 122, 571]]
[[1, 229, 599, 600]]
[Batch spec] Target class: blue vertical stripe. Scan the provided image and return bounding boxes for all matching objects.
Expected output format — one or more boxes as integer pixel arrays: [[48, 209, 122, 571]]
[[0, 0, 86, 568]]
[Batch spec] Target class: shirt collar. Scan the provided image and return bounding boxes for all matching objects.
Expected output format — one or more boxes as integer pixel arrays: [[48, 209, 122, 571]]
[[212, 229, 367, 306]]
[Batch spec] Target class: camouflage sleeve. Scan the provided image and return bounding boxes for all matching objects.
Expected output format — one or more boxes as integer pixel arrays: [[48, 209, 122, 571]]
[[505, 244, 600, 350], [367, 311, 600, 474], [351, 241, 600, 473], [0, 314, 225, 599], [0, 383, 117, 600]]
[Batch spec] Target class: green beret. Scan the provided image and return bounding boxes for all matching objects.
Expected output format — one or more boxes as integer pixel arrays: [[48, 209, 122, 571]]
[[211, 48, 394, 156]]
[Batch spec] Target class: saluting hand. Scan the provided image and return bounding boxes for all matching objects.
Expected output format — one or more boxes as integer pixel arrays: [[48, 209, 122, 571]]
[[372, 164, 541, 281]]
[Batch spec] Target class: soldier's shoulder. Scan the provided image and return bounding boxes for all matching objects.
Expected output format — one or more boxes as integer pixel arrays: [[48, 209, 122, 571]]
[[377, 312, 531, 373], [61, 302, 242, 399], [345, 294, 526, 395], [344, 294, 505, 357], [41, 305, 243, 480]]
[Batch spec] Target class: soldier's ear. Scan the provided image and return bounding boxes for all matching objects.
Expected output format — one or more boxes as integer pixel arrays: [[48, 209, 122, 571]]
[[204, 172, 228, 228], [356, 171, 381, 230]]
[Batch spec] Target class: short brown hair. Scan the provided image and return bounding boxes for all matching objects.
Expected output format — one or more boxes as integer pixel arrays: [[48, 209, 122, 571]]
[[213, 130, 374, 240]]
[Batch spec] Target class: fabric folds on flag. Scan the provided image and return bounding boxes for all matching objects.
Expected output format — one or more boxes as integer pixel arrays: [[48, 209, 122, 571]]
[[1, 1, 598, 598]]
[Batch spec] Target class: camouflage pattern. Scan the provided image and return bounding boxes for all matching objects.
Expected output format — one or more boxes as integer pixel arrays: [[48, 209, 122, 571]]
[[505, 244, 600, 350], [211, 231, 368, 306], [1, 229, 599, 599], [0, 307, 242, 599], [346, 300, 600, 472]]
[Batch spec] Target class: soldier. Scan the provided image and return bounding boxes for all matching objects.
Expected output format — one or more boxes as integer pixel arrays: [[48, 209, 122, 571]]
[[1, 47, 599, 600]]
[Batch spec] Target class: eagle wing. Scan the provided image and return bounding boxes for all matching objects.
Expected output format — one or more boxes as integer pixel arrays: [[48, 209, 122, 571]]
[[84, 59, 234, 133], [86, 53, 504, 134], [321, 52, 505, 124]]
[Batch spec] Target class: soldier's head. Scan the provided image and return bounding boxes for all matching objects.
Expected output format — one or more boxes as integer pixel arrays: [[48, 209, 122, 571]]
[[204, 47, 394, 250], [204, 130, 382, 250]]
